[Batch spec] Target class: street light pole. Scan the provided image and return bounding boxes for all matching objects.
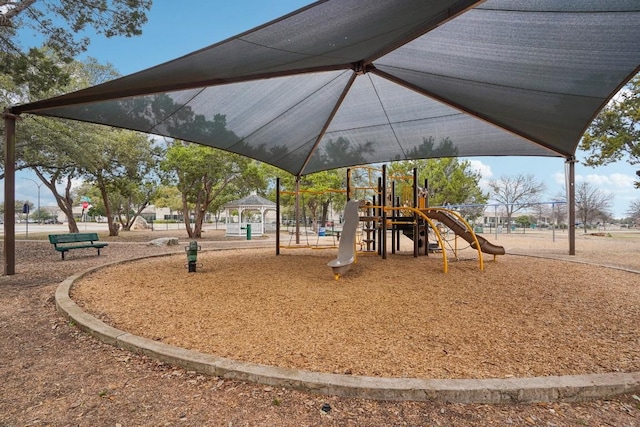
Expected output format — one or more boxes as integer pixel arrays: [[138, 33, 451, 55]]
[[22, 177, 42, 224]]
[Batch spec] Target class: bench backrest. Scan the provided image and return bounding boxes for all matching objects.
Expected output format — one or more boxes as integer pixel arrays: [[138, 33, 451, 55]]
[[49, 233, 100, 244]]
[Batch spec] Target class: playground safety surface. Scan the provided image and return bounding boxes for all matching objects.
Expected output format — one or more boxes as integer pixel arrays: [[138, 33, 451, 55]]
[[67, 231, 640, 403]]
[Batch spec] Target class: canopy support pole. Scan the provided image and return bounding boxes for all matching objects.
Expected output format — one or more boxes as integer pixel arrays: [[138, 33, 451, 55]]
[[295, 177, 300, 245], [566, 156, 576, 256], [276, 177, 280, 255], [3, 111, 17, 275]]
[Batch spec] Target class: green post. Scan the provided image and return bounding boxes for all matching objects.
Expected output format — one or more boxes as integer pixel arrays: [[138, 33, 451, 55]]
[[246, 224, 252, 240], [186, 240, 199, 272]]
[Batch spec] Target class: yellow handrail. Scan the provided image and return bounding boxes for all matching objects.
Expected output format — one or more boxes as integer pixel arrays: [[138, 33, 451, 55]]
[[382, 206, 449, 274], [422, 208, 484, 271]]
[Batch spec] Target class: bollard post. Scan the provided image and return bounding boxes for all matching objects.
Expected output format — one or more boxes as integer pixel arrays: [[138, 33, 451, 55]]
[[246, 223, 252, 240], [186, 240, 199, 272]]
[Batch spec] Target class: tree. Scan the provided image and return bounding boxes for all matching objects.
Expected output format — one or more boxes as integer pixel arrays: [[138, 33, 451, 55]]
[[82, 128, 163, 235], [0, 56, 120, 180], [0, 0, 150, 94], [575, 182, 613, 233], [627, 200, 640, 226], [389, 158, 488, 221], [580, 73, 640, 188], [160, 140, 264, 239], [11, 55, 160, 237], [515, 215, 533, 229], [298, 170, 345, 230], [488, 174, 546, 233], [26, 116, 89, 233], [152, 185, 183, 217]]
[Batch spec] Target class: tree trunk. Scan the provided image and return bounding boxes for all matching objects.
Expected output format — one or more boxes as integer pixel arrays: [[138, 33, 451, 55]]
[[35, 169, 80, 233], [321, 200, 330, 226], [97, 177, 119, 236], [66, 214, 80, 233], [182, 193, 195, 238], [192, 207, 207, 238], [120, 196, 133, 231]]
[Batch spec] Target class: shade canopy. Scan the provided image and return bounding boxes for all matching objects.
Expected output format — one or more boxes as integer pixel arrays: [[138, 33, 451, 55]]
[[10, 0, 640, 177]]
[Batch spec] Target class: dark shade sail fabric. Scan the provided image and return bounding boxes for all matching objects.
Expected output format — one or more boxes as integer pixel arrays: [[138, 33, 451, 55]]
[[10, 0, 640, 176]]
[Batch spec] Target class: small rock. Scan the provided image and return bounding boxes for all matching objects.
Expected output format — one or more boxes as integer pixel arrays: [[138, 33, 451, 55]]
[[148, 237, 179, 246]]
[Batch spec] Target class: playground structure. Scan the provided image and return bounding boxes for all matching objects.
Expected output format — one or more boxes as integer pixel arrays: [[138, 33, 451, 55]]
[[275, 166, 504, 276], [345, 165, 505, 274]]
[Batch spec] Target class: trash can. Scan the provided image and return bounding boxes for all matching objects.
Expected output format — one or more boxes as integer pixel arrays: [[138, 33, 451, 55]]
[[246, 224, 252, 240]]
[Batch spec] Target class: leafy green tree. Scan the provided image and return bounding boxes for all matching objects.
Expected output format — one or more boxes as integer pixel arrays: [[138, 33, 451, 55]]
[[388, 158, 488, 220], [0, 57, 120, 180], [300, 170, 345, 229], [13, 58, 136, 233], [488, 174, 546, 233], [580, 73, 640, 188], [152, 185, 183, 216], [0, 0, 150, 94], [82, 128, 163, 235], [515, 215, 533, 229], [26, 116, 89, 232], [160, 140, 264, 238], [273, 168, 347, 229], [575, 182, 613, 233]]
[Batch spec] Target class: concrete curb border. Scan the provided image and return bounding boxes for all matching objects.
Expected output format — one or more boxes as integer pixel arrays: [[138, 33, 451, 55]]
[[55, 253, 640, 404]]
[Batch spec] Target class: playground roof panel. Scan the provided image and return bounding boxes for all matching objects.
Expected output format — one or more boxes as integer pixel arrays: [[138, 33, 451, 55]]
[[9, 0, 640, 176]]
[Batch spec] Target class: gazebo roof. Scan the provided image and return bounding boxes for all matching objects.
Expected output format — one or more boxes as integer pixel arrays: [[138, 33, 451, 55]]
[[224, 194, 276, 209]]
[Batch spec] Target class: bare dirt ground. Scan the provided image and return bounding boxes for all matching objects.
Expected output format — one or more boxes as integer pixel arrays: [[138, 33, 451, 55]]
[[1, 227, 639, 426]]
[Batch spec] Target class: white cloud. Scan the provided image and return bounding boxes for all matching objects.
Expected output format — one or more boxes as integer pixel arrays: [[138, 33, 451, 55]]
[[468, 160, 492, 177], [609, 173, 635, 189], [553, 172, 566, 186], [577, 172, 635, 190], [467, 160, 493, 190], [581, 173, 610, 186]]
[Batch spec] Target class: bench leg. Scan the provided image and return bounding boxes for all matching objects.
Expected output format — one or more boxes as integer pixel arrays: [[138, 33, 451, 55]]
[[97, 248, 101, 256], [61, 251, 65, 260]]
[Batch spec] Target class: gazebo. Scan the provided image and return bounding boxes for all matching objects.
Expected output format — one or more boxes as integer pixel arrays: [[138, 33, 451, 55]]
[[223, 193, 276, 237]]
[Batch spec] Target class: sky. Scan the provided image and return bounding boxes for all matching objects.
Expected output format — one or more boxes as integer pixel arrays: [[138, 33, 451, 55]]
[[10, 0, 639, 218]]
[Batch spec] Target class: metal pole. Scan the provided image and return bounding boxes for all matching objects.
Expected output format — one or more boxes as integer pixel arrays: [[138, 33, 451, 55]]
[[567, 157, 576, 255], [276, 177, 280, 255], [494, 205, 498, 241], [413, 167, 419, 257], [4, 112, 16, 275], [552, 202, 556, 243], [295, 176, 300, 245], [381, 164, 387, 259]]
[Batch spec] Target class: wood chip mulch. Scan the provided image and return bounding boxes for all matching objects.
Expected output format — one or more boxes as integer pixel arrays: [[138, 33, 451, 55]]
[[72, 246, 640, 380]]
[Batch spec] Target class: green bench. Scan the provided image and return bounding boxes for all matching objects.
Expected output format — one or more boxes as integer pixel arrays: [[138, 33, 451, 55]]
[[48, 232, 108, 260]]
